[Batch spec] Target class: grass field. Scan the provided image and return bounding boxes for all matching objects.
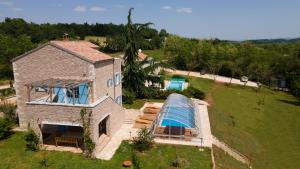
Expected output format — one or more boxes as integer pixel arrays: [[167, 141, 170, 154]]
[[171, 75, 300, 168], [208, 83, 300, 169], [85, 36, 106, 46], [0, 132, 212, 169], [120, 74, 300, 168], [143, 49, 166, 61], [123, 99, 164, 109], [213, 146, 249, 169]]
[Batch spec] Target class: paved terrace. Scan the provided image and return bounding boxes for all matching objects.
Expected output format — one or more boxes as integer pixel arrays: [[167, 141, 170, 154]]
[[94, 109, 140, 160]]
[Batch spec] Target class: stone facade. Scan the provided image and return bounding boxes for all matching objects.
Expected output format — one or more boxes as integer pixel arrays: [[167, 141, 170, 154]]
[[12, 43, 124, 146]]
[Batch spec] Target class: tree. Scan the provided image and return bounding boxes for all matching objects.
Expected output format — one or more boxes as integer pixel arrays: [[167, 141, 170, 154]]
[[122, 8, 152, 97], [0, 34, 35, 79]]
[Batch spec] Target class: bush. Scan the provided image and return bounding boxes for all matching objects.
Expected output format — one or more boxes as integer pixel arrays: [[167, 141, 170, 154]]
[[24, 129, 39, 151], [132, 128, 154, 152], [80, 109, 95, 158], [182, 86, 205, 100], [0, 103, 17, 124], [132, 151, 141, 169], [171, 155, 188, 168], [0, 88, 15, 98], [123, 89, 136, 104], [0, 118, 12, 139], [291, 77, 300, 99]]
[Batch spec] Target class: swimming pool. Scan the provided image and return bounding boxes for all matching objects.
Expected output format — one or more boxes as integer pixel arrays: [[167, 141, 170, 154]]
[[167, 77, 185, 91], [159, 94, 196, 128]]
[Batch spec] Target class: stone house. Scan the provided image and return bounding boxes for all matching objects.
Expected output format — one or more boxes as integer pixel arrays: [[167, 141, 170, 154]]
[[12, 40, 124, 151]]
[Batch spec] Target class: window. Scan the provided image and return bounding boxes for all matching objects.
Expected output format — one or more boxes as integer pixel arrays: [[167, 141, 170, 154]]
[[114, 73, 121, 86], [107, 79, 113, 87], [66, 87, 79, 98], [116, 96, 122, 105]]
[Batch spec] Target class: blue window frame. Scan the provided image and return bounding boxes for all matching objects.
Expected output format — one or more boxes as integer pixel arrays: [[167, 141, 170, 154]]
[[107, 79, 113, 87], [114, 73, 121, 86], [116, 96, 122, 105]]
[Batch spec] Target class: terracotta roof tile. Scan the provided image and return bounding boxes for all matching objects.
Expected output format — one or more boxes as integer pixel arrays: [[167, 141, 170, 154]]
[[50, 40, 112, 62], [138, 51, 147, 61]]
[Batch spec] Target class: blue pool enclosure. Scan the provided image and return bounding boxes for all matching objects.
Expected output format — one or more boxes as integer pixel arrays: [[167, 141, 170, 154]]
[[167, 77, 185, 91], [152, 93, 200, 139]]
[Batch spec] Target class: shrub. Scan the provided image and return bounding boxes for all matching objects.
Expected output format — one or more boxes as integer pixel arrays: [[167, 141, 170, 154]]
[[0, 88, 15, 98], [24, 129, 39, 151], [132, 128, 154, 152], [123, 89, 136, 104], [182, 86, 205, 100], [0, 118, 12, 139], [171, 74, 185, 80], [80, 109, 95, 158], [39, 156, 51, 168], [171, 155, 188, 168], [291, 77, 300, 99], [0, 103, 17, 124], [132, 150, 141, 169]]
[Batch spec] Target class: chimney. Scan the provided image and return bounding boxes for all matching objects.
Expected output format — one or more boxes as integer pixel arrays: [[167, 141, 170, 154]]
[[63, 33, 69, 41]]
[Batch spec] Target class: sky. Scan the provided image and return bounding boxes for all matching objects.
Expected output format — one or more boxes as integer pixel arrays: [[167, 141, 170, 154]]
[[0, 0, 300, 40]]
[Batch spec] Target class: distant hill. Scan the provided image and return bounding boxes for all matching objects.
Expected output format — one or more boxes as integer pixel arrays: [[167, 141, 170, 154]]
[[244, 38, 300, 44]]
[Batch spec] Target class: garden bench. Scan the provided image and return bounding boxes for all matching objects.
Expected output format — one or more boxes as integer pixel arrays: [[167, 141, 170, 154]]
[[55, 136, 79, 148]]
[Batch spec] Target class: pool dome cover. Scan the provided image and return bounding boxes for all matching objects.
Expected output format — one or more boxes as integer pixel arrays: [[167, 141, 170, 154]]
[[160, 93, 198, 128]]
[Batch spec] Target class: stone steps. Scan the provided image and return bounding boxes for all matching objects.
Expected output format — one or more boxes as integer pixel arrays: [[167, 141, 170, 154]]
[[95, 134, 110, 153], [123, 119, 133, 124]]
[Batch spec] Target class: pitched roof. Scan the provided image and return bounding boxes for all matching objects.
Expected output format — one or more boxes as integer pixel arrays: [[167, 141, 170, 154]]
[[50, 41, 112, 62], [12, 40, 113, 63], [138, 51, 147, 61]]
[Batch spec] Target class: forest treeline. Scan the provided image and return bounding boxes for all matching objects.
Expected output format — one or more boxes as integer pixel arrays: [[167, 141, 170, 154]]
[[0, 18, 167, 79], [0, 17, 299, 97], [163, 36, 300, 97]]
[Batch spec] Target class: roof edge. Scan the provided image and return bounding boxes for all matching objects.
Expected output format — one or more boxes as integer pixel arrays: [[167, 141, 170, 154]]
[[11, 41, 114, 64], [11, 43, 50, 63]]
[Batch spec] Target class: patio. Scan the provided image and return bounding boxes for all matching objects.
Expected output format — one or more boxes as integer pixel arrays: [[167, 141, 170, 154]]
[[42, 124, 84, 151]]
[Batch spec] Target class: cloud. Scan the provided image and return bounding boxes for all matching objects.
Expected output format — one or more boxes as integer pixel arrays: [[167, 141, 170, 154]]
[[89, 6, 106, 12], [12, 7, 23, 11], [176, 8, 192, 13], [0, 1, 13, 6], [162, 6, 172, 10], [73, 5, 87, 12]]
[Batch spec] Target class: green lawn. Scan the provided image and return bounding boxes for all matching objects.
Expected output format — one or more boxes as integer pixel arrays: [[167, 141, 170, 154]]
[[0, 132, 212, 169], [208, 83, 300, 169], [143, 49, 166, 61], [123, 99, 165, 109], [85, 36, 106, 46], [213, 146, 249, 169]]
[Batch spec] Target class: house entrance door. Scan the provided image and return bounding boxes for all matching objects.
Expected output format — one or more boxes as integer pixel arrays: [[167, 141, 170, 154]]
[[98, 116, 108, 136]]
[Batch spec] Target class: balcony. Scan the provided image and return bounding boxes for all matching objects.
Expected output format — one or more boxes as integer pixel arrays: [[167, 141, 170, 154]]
[[25, 78, 94, 107]]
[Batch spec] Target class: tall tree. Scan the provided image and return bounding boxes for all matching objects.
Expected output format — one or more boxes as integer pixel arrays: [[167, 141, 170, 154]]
[[122, 8, 152, 96]]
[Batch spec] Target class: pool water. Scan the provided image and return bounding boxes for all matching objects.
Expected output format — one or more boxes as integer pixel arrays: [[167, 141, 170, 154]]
[[161, 119, 189, 128], [160, 106, 195, 128], [167, 77, 185, 91]]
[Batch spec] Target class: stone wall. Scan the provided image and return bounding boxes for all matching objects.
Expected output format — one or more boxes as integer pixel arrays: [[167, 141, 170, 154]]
[[93, 58, 122, 102], [90, 97, 125, 143], [27, 96, 124, 144], [13, 45, 93, 128]]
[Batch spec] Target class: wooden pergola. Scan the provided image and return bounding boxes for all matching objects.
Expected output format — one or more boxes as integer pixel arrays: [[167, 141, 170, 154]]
[[25, 78, 93, 104]]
